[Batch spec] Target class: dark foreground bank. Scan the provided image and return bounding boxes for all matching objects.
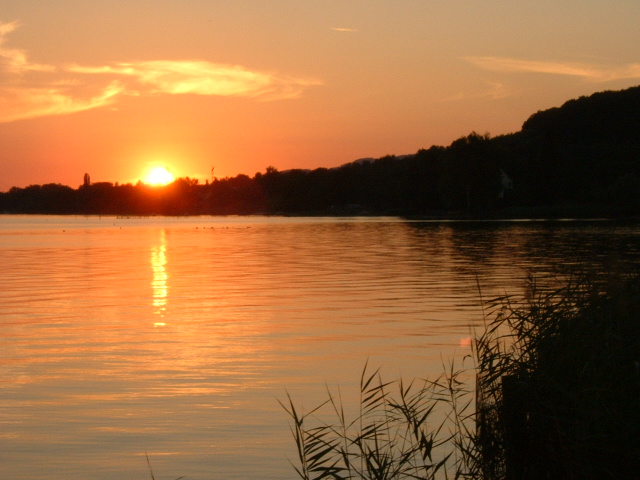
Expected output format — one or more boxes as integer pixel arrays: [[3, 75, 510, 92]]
[[283, 271, 640, 480]]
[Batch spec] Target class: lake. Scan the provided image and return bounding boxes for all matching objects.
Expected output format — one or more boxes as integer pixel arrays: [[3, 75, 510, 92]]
[[1, 215, 639, 479]]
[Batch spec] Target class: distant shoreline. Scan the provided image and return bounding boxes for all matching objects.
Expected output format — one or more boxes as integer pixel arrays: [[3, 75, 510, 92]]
[[2, 209, 639, 223]]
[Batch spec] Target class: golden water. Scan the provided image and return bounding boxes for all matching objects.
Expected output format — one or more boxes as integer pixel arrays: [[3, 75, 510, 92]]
[[1, 216, 638, 479]]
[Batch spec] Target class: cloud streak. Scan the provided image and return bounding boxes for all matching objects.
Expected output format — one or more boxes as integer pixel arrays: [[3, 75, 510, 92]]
[[0, 20, 321, 123], [68, 60, 321, 100], [0, 20, 54, 74], [0, 82, 124, 123], [440, 81, 510, 102], [464, 56, 640, 82]]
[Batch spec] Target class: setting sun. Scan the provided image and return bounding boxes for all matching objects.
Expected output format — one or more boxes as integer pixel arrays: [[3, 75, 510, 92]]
[[144, 166, 174, 186]]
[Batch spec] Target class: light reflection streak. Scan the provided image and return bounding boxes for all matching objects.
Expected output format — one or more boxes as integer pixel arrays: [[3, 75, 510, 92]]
[[151, 229, 168, 318]]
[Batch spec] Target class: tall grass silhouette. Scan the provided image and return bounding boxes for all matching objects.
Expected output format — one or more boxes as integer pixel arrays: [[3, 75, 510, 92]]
[[280, 359, 475, 480], [283, 271, 640, 480]]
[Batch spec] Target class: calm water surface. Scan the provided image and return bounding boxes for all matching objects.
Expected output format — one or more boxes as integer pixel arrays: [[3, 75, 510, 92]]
[[1, 215, 639, 479]]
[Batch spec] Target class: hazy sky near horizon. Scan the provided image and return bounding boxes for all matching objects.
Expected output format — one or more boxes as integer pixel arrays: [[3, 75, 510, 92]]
[[1, 1, 639, 190]]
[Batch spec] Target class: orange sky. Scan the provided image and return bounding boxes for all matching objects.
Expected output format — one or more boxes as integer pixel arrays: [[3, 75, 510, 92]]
[[1, 1, 639, 191]]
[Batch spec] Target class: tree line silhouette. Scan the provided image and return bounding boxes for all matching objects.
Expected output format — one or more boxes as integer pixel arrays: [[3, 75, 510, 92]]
[[2, 86, 639, 217]]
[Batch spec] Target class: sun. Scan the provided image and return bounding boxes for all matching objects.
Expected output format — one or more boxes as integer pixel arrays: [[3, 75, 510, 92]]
[[144, 166, 175, 186]]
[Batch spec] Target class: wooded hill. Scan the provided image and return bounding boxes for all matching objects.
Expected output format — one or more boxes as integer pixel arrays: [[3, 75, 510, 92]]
[[2, 85, 639, 217]]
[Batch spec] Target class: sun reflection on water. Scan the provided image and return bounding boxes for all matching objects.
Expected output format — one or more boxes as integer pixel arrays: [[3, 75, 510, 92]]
[[151, 229, 168, 318]]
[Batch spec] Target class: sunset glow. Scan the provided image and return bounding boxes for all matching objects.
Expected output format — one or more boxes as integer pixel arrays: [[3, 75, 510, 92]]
[[0, 2, 639, 190], [143, 166, 174, 186]]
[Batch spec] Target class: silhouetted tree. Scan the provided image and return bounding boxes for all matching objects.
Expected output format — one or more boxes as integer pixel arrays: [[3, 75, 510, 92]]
[[2, 86, 639, 217]]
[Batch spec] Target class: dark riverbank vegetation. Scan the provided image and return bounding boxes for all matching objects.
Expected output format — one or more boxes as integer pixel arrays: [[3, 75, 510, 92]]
[[2, 85, 640, 217], [282, 271, 640, 479]]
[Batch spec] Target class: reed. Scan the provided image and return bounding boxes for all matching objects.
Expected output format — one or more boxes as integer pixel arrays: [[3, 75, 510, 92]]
[[475, 272, 640, 479], [280, 359, 476, 480], [283, 271, 640, 480], [145, 452, 185, 480]]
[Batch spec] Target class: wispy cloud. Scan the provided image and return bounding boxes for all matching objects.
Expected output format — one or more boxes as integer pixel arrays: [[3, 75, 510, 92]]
[[0, 82, 124, 123], [464, 56, 640, 82], [440, 81, 511, 102], [0, 20, 53, 74], [0, 20, 322, 123], [330, 27, 358, 32], [68, 60, 321, 100]]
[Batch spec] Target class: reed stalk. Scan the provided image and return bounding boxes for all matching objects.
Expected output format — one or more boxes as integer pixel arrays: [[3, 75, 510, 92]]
[[283, 270, 640, 480]]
